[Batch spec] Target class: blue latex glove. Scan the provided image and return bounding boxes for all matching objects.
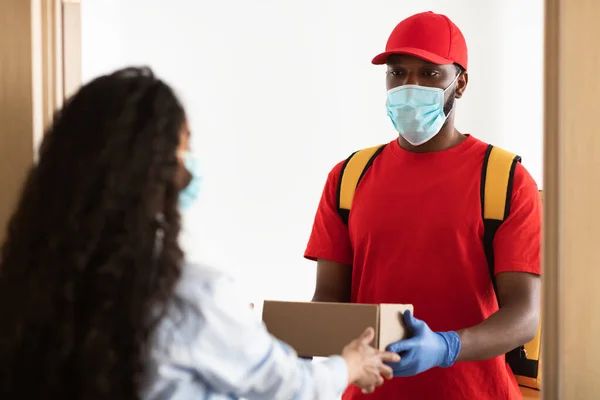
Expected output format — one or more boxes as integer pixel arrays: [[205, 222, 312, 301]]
[[386, 310, 461, 377]]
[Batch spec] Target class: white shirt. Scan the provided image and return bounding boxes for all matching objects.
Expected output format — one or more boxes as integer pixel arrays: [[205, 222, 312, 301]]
[[143, 263, 348, 399]]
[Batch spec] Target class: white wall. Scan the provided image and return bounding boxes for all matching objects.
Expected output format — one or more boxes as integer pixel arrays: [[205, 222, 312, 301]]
[[81, 0, 544, 311]]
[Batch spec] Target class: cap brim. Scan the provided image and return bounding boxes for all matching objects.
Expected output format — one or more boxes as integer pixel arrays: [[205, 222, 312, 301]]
[[371, 47, 453, 65]]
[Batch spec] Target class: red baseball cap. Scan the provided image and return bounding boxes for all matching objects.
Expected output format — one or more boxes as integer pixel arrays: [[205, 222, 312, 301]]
[[372, 11, 468, 70]]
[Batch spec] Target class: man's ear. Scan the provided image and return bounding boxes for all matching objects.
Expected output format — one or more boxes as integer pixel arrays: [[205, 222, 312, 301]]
[[455, 72, 469, 99]]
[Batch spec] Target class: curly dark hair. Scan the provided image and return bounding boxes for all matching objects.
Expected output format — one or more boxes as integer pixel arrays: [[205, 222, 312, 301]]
[[0, 67, 187, 399]]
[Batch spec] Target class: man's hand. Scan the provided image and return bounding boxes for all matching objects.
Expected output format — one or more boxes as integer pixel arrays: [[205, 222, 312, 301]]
[[385, 311, 461, 377]]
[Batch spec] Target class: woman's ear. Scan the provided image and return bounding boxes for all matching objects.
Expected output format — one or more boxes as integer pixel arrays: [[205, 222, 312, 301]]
[[455, 72, 469, 99]]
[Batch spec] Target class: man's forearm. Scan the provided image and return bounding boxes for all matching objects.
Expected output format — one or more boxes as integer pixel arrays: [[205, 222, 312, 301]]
[[455, 304, 539, 362], [311, 292, 350, 302], [312, 260, 352, 303]]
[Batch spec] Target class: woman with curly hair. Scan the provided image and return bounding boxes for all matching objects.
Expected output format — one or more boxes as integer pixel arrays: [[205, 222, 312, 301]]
[[0, 67, 398, 400]]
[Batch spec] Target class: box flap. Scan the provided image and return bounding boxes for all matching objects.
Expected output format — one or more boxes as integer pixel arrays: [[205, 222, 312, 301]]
[[377, 304, 414, 351]]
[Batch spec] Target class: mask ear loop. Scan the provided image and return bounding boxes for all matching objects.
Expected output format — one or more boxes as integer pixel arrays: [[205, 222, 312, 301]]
[[443, 72, 462, 93], [442, 72, 463, 118]]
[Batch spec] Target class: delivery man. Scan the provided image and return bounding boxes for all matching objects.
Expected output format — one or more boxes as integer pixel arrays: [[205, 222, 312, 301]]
[[304, 11, 542, 400]]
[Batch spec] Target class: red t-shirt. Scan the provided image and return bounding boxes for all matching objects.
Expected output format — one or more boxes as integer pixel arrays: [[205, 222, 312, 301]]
[[304, 135, 541, 400]]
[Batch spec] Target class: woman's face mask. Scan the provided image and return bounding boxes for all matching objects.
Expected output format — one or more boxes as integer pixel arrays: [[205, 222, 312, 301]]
[[178, 150, 202, 211]]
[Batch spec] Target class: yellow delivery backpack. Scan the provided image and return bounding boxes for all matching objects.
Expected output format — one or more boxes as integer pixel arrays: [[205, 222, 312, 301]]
[[336, 143, 542, 390]]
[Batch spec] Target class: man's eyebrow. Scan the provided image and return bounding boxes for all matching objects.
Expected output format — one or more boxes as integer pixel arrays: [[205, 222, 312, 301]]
[[422, 61, 443, 67]]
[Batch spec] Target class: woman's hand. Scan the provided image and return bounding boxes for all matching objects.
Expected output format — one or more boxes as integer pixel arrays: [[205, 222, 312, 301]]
[[341, 327, 400, 393]]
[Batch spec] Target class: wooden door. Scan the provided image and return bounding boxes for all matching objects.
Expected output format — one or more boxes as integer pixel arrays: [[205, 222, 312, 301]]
[[543, 0, 600, 398], [0, 0, 81, 243]]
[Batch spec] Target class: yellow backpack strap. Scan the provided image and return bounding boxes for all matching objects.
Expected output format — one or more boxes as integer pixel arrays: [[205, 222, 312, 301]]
[[481, 144, 522, 281], [337, 144, 386, 225], [481, 144, 534, 373]]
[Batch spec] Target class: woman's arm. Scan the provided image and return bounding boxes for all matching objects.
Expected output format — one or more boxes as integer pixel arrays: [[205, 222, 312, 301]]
[[155, 266, 349, 399]]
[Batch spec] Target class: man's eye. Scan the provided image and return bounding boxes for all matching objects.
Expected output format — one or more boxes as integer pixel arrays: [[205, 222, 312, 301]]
[[388, 70, 404, 76], [423, 71, 439, 77]]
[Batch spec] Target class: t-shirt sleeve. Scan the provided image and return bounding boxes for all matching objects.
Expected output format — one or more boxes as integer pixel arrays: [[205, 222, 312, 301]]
[[493, 163, 542, 275], [304, 161, 353, 265]]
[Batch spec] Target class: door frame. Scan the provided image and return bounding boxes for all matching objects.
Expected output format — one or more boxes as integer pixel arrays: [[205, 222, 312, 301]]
[[542, 0, 600, 398], [0, 0, 81, 242]]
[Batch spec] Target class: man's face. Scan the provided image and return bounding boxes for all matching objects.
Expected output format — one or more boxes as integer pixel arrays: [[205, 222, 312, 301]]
[[385, 54, 468, 114]]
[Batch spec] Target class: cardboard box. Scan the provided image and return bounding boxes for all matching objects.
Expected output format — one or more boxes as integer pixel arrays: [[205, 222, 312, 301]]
[[262, 301, 413, 357]]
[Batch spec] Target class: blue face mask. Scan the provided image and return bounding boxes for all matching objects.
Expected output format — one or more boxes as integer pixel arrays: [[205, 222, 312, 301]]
[[386, 74, 460, 146], [178, 151, 202, 211]]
